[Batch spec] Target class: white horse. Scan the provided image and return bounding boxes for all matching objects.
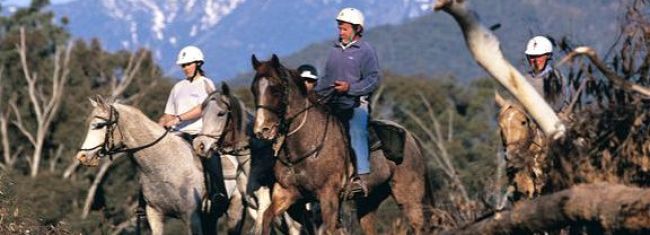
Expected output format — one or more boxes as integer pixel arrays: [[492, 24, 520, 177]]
[[74, 96, 243, 235]]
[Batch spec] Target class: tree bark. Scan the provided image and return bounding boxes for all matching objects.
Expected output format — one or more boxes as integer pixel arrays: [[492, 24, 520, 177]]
[[434, 0, 565, 139], [440, 183, 650, 235]]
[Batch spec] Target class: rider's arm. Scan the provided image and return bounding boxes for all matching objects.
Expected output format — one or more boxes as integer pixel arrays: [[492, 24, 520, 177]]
[[348, 46, 381, 96], [178, 105, 202, 122]]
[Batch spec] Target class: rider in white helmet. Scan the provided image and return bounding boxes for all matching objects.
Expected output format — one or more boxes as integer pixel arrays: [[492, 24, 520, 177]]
[[159, 45, 215, 132], [524, 36, 569, 113], [297, 64, 319, 92], [314, 7, 381, 198], [158, 45, 228, 208]]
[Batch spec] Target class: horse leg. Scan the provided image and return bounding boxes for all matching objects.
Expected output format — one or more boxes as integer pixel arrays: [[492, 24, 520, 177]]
[[357, 184, 390, 235], [262, 183, 299, 235], [226, 188, 245, 235], [318, 188, 345, 235], [283, 209, 303, 235], [145, 205, 165, 235], [189, 210, 205, 235], [252, 185, 272, 235], [390, 176, 426, 234]]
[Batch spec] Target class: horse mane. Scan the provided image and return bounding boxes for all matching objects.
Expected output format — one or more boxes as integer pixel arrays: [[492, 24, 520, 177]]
[[226, 92, 246, 142]]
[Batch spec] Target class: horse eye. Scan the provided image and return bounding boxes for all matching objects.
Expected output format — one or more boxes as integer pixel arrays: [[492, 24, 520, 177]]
[[217, 111, 227, 117], [92, 123, 106, 130], [521, 121, 527, 125]]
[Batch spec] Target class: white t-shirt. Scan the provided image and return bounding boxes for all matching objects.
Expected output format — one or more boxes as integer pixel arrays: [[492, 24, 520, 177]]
[[164, 76, 215, 135]]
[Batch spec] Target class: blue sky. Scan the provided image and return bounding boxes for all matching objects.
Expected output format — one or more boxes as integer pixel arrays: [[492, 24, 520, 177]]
[[3, 0, 77, 6]]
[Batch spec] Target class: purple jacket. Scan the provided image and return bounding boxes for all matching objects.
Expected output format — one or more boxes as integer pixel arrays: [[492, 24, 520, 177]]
[[315, 39, 381, 110]]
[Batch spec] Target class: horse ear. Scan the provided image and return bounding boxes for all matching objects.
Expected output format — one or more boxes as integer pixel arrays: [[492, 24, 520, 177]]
[[251, 54, 261, 70], [271, 54, 280, 68], [94, 95, 109, 109], [221, 82, 230, 96], [88, 97, 98, 107]]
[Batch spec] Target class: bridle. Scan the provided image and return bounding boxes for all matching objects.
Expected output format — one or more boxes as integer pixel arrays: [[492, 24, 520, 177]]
[[253, 66, 333, 166], [196, 96, 250, 156], [79, 105, 170, 159]]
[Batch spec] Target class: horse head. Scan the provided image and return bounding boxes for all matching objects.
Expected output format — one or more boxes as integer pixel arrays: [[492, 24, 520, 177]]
[[250, 54, 301, 141], [193, 82, 243, 156], [75, 95, 124, 166], [495, 92, 533, 154]]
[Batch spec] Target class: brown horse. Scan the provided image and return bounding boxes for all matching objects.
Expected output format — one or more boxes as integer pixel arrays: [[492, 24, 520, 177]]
[[495, 92, 547, 201], [251, 54, 433, 235]]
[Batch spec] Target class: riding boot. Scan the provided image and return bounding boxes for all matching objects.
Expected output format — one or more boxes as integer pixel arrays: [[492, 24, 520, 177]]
[[349, 174, 369, 198], [202, 154, 229, 214]]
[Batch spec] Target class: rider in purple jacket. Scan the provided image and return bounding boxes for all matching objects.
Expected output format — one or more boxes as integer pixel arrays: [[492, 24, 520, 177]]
[[314, 7, 381, 197]]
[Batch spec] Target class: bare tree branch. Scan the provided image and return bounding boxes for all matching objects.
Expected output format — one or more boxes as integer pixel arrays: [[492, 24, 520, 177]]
[[62, 159, 80, 180], [399, 104, 470, 203], [440, 183, 650, 235], [0, 69, 17, 169], [434, 0, 565, 139], [560, 46, 650, 97], [9, 98, 37, 146], [82, 159, 113, 219], [14, 27, 73, 177], [110, 50, 147, 100], [49, 144, 64, 172]]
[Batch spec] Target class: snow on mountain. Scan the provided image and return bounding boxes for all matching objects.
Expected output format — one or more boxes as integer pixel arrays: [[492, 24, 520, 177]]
[[48, 0, 434, 80]]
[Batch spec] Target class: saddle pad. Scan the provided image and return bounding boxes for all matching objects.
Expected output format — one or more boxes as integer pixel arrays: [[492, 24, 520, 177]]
[[369, 119, 406, 164]]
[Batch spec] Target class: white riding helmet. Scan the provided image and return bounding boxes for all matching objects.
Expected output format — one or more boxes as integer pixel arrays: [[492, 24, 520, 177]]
[[525, 36, 553, 56], [336, 7, 364, 28], [176, 45, 204, 65]]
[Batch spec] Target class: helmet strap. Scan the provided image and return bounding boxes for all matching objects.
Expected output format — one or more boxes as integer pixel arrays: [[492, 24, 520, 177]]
[[187, 61, 202, 81]]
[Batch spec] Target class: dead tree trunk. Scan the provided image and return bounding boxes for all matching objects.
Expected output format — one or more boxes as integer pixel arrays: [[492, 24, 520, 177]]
[[434, 0, 565, 139], [0, 68, 18, 170], [440, 183, 650, 235], [13, 27, 72, 178]]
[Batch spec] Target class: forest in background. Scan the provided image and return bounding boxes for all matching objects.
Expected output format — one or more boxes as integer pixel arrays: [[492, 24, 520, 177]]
[[1, 0, 649, 234]]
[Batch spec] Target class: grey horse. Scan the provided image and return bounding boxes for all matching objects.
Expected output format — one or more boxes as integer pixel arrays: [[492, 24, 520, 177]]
[[74, 96, 243, 235], [193, 83, 310, 235]]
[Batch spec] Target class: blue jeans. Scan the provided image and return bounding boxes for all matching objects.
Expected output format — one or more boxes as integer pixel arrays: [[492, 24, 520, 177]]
[[349, 99, 370, 175]]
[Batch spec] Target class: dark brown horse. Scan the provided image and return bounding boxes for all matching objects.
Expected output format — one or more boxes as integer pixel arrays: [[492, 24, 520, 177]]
[[251, 54, 433, 235]]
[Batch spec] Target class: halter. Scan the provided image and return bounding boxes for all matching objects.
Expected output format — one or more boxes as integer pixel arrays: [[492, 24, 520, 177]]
[[78, 105, 170, 159]]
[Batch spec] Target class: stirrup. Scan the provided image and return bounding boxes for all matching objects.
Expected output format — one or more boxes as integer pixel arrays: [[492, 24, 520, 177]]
[[346, 177, 368, 199]]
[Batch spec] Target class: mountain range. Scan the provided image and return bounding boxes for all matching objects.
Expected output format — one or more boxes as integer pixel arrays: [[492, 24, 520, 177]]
[[3, 0, 628, 82]]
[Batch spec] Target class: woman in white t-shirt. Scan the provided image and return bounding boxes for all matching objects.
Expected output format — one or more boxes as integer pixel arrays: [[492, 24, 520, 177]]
[[159, 45, 229, 207], [158, 45, 215, 135]]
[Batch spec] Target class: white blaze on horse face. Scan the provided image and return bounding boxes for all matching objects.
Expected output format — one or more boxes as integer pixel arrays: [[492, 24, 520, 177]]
[[79, 117, 108, 154], [254, 78, 272, 134]]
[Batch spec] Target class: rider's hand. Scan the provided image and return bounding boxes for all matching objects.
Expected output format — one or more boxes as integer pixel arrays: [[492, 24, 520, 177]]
[[164, 115, 181, 128], [333, 81, 349, 93]]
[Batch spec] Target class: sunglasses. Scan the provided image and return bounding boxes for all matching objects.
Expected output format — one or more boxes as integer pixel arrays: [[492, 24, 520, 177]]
[[180, 63, 194, 68]]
